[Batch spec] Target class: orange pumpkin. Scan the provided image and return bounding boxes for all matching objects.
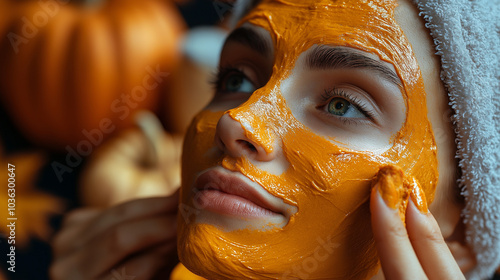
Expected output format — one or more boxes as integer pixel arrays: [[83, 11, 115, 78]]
[[0, 0, 185, 150]]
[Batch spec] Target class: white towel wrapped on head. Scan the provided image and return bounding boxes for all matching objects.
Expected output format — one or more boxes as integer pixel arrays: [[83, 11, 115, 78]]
[[414, 0, 500, 279]]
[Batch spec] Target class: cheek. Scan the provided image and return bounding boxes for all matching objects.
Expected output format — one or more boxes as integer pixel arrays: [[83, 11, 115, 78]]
[[267, 135, 384, 278], [181, 110, 224, 194], [278, 122, 385, 211], [385, 83, 438, 202]]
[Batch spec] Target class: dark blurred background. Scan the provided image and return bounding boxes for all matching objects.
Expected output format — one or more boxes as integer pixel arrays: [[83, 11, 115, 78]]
[[0, 0, 229, 279]]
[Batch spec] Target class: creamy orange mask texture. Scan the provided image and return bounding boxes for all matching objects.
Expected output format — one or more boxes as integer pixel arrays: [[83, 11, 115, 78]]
[[177, 0, 438, 279]]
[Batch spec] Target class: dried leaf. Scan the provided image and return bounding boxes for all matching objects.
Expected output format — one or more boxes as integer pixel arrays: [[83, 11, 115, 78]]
[[0, 146, 65, 247]]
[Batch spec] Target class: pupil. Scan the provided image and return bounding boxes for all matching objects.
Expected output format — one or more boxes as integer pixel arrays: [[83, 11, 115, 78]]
[[228, 76, 242, 90], [328, 98, 350, 116], [335, 101, 344, 110]]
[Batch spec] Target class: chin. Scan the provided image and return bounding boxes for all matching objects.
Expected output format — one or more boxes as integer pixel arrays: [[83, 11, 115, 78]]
[[176, 202, 380, 280], [177, 222, 280, 280]]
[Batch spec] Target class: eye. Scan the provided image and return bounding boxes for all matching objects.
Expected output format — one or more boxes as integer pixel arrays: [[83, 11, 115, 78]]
[[320, 88, 375, 121], [224, 72, 255, 93], [327, 97, 365, 118], [213, 67, 256, 94]]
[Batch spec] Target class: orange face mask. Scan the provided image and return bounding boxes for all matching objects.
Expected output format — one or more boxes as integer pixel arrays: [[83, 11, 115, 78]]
[[178, 0, 438, 279]]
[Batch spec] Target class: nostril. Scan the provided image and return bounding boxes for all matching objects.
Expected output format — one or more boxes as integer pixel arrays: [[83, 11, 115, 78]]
[[237, 139, 257, 153]]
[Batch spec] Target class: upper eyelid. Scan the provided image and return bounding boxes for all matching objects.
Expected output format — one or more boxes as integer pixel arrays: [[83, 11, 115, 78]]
[[307, 67, 392, 117], [320, 88, 361, 105], [212, 66, 258, 94], [223, 26, 272, 58], [220, 63, 262, 86], [212, 66, 243, 83], [306, 46, 402, 87]]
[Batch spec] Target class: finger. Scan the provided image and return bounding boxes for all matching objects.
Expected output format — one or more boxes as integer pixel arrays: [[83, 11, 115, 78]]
[[72, 214, 177, 276], [52, 237, 177, 280], [52, 209, 102, 256], [97, 242, 177, 280], [406, 199, 465, 280], [370, 185, 426, 280], [61, 208, 102, 228], [77, 195, 178, 248]]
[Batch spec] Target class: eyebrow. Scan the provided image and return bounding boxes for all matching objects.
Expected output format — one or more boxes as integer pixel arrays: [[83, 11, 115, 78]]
[[224, 27, 271, 57], [306, 46, 402, 87]]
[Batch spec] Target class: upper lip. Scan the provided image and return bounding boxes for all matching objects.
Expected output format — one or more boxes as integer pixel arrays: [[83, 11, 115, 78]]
[[193, 168, 285, 216]]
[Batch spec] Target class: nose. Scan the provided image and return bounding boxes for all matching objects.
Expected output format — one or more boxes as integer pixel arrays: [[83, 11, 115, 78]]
[[215, 113, 275, 161]]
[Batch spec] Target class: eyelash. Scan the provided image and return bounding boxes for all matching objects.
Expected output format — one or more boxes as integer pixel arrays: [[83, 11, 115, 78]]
[[320, 88, 376, 122], [210, 65, 244, 93], [211, 68, 376, 124]]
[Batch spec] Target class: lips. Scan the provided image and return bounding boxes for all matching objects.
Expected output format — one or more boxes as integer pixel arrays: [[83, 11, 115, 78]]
[[193, 168, 284, 218]]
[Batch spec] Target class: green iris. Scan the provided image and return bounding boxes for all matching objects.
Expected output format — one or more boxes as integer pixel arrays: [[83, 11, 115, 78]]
[[327, 97, 351, 116], [225, 75, 244, 92]]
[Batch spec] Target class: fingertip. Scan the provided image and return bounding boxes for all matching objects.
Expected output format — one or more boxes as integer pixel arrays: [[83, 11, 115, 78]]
[[370, 184, 425, 280], [408, 178, 428, 214], [406, 197, 439, 237], [370, 183, 395, 225], [370, 183, 380, 213], [370, 182, 400, 218], [370, 182, 405, 242], [406, 197, 426, 218]]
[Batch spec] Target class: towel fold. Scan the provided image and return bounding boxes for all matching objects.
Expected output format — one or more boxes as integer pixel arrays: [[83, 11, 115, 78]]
[[414, 1, 500, 279]]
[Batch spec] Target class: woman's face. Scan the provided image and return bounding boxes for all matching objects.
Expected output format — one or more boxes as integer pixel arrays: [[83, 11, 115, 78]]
[[178, 0, 439, 279]]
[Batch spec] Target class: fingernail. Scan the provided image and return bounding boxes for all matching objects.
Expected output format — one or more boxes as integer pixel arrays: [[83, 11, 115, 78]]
[[372, 165, 410, 223], [372, 165, 407, 209], [409, 177, 428, 213]]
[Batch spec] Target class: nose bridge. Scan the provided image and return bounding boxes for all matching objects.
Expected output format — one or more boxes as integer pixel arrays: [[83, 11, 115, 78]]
[[227, 87, 282, 155]]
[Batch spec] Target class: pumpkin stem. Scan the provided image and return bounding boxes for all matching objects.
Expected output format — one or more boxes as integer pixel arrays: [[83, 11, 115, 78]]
[[135, 111, 164, 168]]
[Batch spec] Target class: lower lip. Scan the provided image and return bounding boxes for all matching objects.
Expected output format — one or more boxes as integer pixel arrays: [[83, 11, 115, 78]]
[[194, 190, 278, 218]]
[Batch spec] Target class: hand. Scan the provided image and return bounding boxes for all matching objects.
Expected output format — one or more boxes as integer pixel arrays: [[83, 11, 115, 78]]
[[370, 170, 465, 280], [50, 193, 179, 280]]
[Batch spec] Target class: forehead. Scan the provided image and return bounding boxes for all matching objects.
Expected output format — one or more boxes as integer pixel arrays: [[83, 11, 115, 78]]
[[239, 0, 421, 88]]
